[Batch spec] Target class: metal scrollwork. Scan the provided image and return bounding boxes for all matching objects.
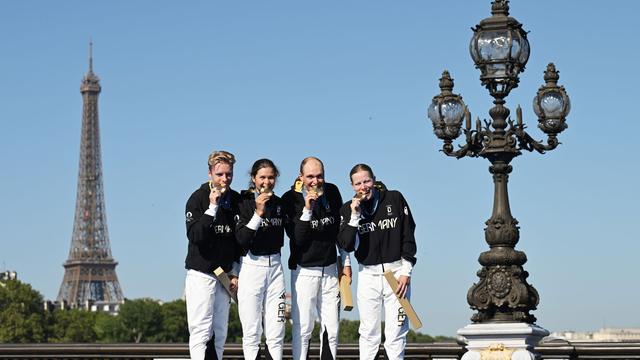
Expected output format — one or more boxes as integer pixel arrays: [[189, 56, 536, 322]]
[[468, 264, 539, 323], [487, 267, 512, 298], [485, 216, 520, 247]]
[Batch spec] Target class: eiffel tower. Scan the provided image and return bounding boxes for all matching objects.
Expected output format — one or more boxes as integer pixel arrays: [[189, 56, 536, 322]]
[[57, 43, 124, 311]]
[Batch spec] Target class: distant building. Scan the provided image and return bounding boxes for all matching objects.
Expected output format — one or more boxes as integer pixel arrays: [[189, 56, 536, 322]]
[[0, 270, 122, 313], [0, 270, 18, 289], [551, 328, 640, 342], [43, 298, 124, 314], [0, 270, 17, 281]]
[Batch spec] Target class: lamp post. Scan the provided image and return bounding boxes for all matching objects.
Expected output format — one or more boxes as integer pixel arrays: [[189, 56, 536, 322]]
[[427, 1, 570, 359]]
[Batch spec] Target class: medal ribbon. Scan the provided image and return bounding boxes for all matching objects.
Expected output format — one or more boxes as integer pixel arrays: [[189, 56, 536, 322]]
[[360, 189, 379, 218]]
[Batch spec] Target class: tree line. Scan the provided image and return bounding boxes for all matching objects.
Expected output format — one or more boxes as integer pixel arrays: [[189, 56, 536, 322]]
[[0, 278, 453, 343]]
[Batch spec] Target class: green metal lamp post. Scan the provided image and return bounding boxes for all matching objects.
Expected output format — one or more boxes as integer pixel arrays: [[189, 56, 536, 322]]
[[427, 1, 570, 358]]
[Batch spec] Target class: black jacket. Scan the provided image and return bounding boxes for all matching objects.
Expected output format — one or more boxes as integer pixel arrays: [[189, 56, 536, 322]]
[[185, 182, 241, 274], [235, 190, 285, 256], [338, 189, 417, 266], [282, 182, 343, 270]]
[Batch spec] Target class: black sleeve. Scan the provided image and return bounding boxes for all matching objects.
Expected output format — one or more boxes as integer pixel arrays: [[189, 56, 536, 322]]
[[230, 193, 243, 264], [185, 191, 215, 246], [398, 192, 417, 265], [292, 200, 313, 247], [337, 202, 358, 252], [235, 197, 257, 249], [333, 185, 345, 247], [282, 191, 314, 247], [282, 192, 297, 243]]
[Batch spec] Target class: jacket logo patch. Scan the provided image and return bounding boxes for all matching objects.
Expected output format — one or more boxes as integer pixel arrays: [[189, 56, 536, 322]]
[[404, 206, 409, 215], [276, 205, 282, 216], [186, 211, 193, 223], [387, 205, 393, 216]]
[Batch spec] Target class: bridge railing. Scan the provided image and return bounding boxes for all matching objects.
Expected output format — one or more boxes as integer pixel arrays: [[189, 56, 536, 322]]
[[0, 343, 461, 360], [1, 341, 640, 359]]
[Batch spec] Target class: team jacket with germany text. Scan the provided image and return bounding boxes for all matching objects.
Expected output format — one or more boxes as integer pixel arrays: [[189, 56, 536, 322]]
[[282, 182, 344, 270], [185, 182, 241, 274], [338, 189, 417, 266], [235, 190, 286, 256]]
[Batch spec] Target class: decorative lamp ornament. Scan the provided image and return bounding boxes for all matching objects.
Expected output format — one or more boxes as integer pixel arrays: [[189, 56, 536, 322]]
[[533, 63, 570, 136], [428, 70, 466, 141]]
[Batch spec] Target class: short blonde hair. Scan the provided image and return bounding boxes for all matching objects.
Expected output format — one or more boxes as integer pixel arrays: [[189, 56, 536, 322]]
[[208, 150, 236, 170]]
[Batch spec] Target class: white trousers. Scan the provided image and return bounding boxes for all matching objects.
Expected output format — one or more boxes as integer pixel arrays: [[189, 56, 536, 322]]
[[185, 269, 231, 360], [357, 271, 410, 360], [237, 260, 286, 360], [291, 267, 340, 360]]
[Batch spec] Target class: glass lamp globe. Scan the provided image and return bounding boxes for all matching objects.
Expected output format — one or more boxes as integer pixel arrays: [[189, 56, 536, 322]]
[[469, 0, 530, 97], [533, 63, 570, 135], [428, 71, 466, 140]]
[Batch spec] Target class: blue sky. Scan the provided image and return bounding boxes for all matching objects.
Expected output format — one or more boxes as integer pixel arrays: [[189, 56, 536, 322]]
[[1, 1, 639, 337]]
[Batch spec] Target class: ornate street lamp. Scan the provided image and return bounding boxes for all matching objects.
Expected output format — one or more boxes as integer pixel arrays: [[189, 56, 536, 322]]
[[428, 1, 570, 359]]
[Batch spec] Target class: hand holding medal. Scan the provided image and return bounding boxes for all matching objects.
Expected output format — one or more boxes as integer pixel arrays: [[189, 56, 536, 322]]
[[305, 185, 323, 210], [209, 181, 227, 206], [255, 185, 274, 218], [351, 190, 367, 214]]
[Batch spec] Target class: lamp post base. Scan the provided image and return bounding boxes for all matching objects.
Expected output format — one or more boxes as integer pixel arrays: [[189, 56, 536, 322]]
[[458, 322, 549, 360]]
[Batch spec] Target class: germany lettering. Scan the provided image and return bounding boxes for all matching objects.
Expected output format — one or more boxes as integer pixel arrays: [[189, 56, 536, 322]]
[[261, 218, 283, 227], [311, 216, 335, 229], [213, 224, 232, 234], [358, 217, 398, 234]]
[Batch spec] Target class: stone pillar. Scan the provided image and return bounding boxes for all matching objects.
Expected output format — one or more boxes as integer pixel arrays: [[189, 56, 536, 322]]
[[458, 323, 549, 360]]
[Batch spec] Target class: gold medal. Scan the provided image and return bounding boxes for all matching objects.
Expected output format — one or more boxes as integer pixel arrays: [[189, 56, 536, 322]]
[[259, 186, 273, 197], [310, 185, 324, 197], [354, 191, 367, 201], [209, 181, 227, 194]]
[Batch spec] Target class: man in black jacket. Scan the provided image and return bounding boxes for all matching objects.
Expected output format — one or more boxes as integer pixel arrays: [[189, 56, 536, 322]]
[[185, 150, 241, 360], [283, 157, 352, 360]]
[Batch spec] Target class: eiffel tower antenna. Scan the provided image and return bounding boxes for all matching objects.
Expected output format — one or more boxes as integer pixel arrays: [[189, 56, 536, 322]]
[[89, 38, 93, 73]]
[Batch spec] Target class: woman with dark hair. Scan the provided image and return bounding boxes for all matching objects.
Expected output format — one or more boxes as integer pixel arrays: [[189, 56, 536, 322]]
[[235, 158, 287, 360], [338, 163, 417, 360]]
